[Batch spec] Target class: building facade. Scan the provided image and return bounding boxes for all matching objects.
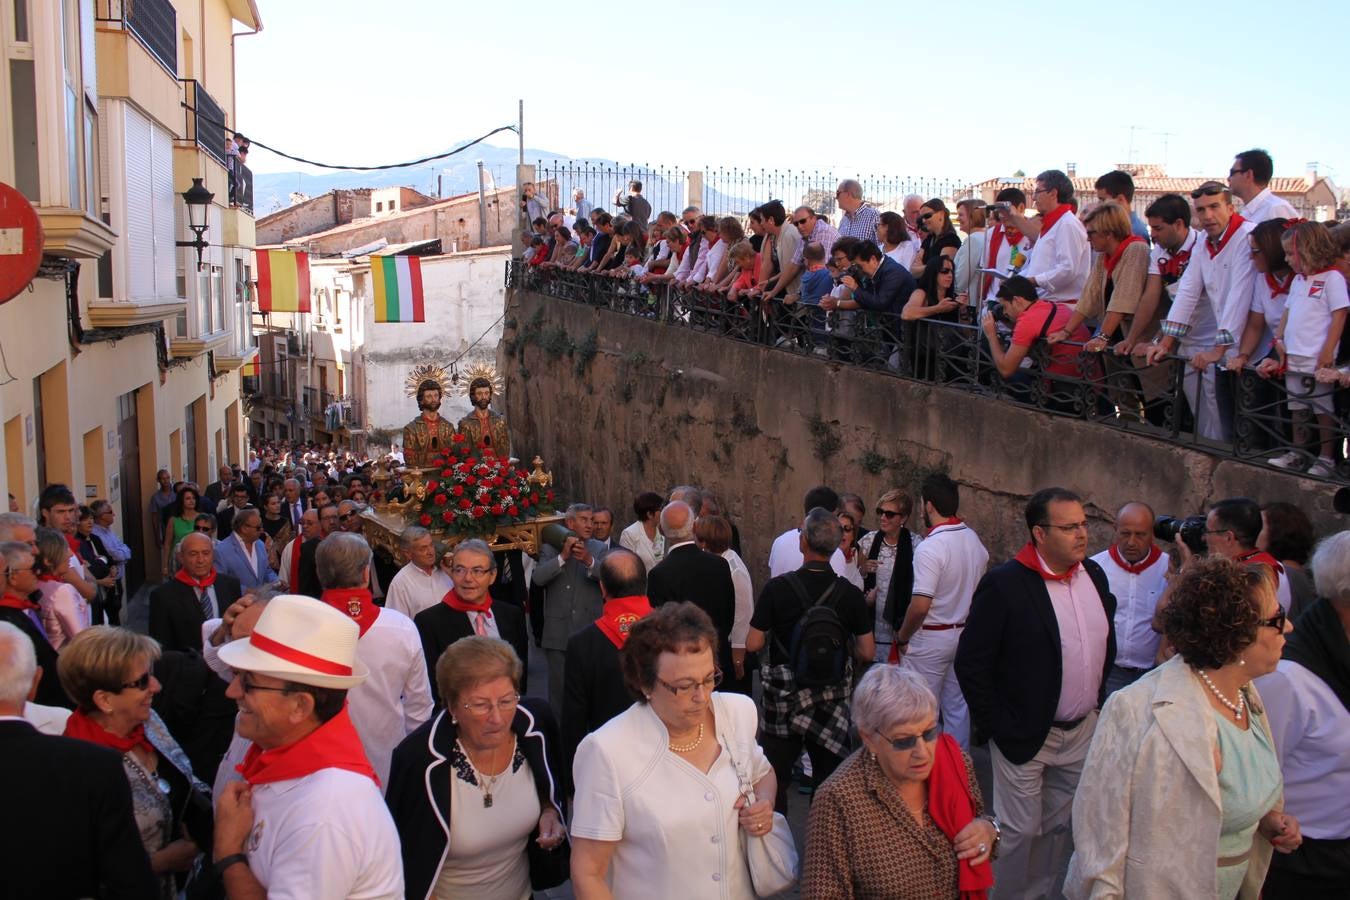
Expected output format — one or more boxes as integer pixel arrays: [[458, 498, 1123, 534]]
[[0, 0, 261, 589]]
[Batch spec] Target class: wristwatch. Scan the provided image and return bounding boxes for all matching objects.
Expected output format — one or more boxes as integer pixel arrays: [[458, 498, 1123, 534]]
[[213, 853, 249, 876], [981, 814, 1002, 858]]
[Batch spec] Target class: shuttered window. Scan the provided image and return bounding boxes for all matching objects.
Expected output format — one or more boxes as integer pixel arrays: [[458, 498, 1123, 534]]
[[123, 104, 177, 302]]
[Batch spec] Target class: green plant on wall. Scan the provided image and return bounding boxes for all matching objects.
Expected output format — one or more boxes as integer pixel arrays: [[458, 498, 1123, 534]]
[[574, 328, 598, 377], [806, 414, 841, 462]]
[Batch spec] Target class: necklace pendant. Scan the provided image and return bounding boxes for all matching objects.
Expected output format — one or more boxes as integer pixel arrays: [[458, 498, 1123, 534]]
[[483, 792, 493, 808]]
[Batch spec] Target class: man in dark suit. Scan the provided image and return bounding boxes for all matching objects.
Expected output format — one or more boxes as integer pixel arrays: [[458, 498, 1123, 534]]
[[215, 483, 253, 539], [281, 477, 308, 531], [590, 507, 620, 553], [647, 500, 743, 693], [414, 539, 529, 706], [562, 548, 651, 783], [148, 532, 243, 652], [203, 463, 238, 512], [955, 487, 1116, 899], [0, 621, 155, 898], [296, 503, 341, 599]]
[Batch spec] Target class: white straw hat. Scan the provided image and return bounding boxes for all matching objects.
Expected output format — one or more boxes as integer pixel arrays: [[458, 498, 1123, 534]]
[[218, 594, 369, 689]]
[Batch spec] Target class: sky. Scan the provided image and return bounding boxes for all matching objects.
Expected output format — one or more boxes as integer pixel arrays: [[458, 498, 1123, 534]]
[[236, 0, 1348, 189]]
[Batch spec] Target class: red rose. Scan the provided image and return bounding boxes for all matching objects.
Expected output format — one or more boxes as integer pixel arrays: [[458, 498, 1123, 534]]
[[441, 469, 453, 478], [529, 493, 538, 504], [491, 504, 504, 516], [465, 476, 477, 487], [546, 490, 555, 501], [458, 498, 472, 510], [492, 476, 503, 487], [442, 510, 453, 523], [418, 513, 432, 526], [434, 493, 447, 505], [507, 504, 519, 516], [472, 506, 487, 519], [425, 480, 438, 492], [451, 485, 464, 497]]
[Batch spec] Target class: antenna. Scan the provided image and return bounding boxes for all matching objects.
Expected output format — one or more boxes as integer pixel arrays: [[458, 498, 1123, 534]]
[[1127, 125, 1142, 166], [1156, 132, 1175, 171]]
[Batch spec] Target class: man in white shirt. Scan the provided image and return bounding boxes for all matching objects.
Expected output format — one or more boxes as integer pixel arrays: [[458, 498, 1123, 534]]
[[1014, 169, 1090, 303], [314, 533, 432, 786], [896, 475, 988, 749], [1145, 182, 1258, 441], [1090, 502, 1168, 695], [214, 594, 403, 899], [767, 485, 847, 579], [383, 526, 452, 620], [1228, 148, 1298, 224]]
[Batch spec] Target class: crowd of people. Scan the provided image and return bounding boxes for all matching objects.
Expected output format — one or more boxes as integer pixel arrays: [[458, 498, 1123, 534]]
[[524, 149, 1350, 477], [2, 433, 1348, 899]]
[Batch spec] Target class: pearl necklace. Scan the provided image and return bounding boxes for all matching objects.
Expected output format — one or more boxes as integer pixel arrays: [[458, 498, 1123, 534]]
[[668, 721, 705, 753], [1196, 669, 1245, 721]]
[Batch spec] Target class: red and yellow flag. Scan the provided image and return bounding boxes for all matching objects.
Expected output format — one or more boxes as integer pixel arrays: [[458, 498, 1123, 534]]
[[256, 250, 311, 313]]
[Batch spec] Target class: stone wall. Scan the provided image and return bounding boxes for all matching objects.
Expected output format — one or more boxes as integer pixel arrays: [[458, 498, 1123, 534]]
[[502, 290, 1342, 585]]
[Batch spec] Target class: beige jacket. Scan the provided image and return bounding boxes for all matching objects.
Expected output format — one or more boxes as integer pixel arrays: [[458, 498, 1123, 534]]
[[1065, 656, 1279, 899]]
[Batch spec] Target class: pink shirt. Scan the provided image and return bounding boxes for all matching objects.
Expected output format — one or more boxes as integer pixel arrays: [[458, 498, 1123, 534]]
[[1037, 550, 1110, 720]]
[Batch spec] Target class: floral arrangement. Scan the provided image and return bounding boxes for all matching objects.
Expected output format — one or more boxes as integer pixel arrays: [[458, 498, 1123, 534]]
[[416, 434, 554, 537]]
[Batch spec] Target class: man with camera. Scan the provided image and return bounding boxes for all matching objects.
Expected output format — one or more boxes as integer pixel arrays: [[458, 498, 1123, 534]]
[[532, 503, 605, 718], [982, 275, 1089, 385], [823, 241, 915, 367], [1200, 498, 1292, 611], [1089, 502, 1169, 694], [981, 189, 1033, 302], [615, 179, 650, 231]]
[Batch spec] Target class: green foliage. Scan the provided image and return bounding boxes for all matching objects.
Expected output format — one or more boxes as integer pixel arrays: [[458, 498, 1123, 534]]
[[539, 324, 573, 358], [730, 398, 760, 437], [627, 350, 648, 367], [806, 414, 841, 462], [860, 450, 888, 475], [574, 328, 598, 376]]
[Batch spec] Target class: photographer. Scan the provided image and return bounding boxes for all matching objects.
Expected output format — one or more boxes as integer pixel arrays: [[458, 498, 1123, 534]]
[[982, 275, 1088, 382], [614, 180, 651, 231], [824, 241, 915, 369], [981, 189, 1032, 303], [521, 182, 548, 231]]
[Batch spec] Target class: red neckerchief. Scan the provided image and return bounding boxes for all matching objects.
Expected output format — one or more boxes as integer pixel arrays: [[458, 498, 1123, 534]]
[[288, 536, 304, 591], [1108, 544, 1163, 575], [37, 573, 63, 583], [1264, 271, 1294, 298], [1236, 549, 1284, 586], [595, 595, 653, 649], [65, 534, 82, 555], [320, 588, 380, 638], [441, 588, 492, 615], [0, 591, 39, 612], [1037, 204, 1074, 239], [1157, 244, 1192, 280], [1013, 541, 1079, 582], [1206, 214, 1245, 259], [237, 705, 378, 787], [63, 708, 155, 756], [1104, 235, 1146, 276], [174, 568, 217, 590], [930, 516, 964, 531], [927, 733, 994, 899]]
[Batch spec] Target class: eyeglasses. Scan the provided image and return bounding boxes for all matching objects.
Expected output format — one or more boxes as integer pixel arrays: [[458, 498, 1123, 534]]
[[1191, 185, 1227, 199], [119, 671, 153, 692], [1257, 609, 1287, 632], [1229, 167, 1248, 177], [1037, 521, 1089, 533], [920, 211, 935, 220], [877, 724, 941, 751], [462, 693, 520, 717], [6, 565, 34, 574], [793, 218, 811, 226], [451, 565, 493, 578], [655, 669, 722, 698], [1031, 187, 1052, 196], [1204, 528, 1233, 538], [876, 508, 902, 518], [938, 268, 955, 276], [238, 674, 294, 695], [840, 526, 855, 533], [195, 526, 214, 533]]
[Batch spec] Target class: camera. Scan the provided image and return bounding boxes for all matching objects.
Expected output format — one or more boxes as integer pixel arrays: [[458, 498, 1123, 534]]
[[1154, 515, 1207, 555], [986, 299, 1011, 327], [844, 264, 866, 284]]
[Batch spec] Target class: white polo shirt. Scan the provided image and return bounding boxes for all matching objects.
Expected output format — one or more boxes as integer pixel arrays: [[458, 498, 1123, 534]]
[[1021, 210, 1090, 302], [1283, 268, 1349, 359], [910, 522, 988, 625], [383, 562, 453, 620], [1164, 218, 1257, 352], [244, 767, 403, 899], [1239, 188, 1298, 224], [1247, 272, 1292, 361], [349, 608, 434, 788], [1090, 547, 1168, 670]]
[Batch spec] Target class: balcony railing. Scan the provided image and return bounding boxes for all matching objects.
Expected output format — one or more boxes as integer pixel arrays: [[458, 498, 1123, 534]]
[[180, 79, 228, 168], [96, 0, 177, 76], [230, 160, 253, 215], [509, 261, 1350, 483], [303, 386, 320, 417]]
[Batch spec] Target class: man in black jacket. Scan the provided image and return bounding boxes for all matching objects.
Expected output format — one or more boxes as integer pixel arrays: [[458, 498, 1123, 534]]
[[562, 549, 652, 783], [955, 487, 1116, 899], [0, 621, 155, 898], [148, 532, 243, 653], [647, 501, 744, 693], [829, 241, 916, 366], [296, 503, 341, 598]]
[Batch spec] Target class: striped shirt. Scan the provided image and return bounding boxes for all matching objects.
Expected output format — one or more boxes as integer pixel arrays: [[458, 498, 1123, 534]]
[[838, 205, 880, 242]]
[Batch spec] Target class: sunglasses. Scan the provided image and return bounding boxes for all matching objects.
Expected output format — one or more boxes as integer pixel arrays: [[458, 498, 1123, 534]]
[[119, 671, 153, 692], [920, 211, 935, 220], [875, 508, 902, 518], [1258, 609, 1287, 632], [1228, 167, 1248, 177], [195, 526, 214, 533], [878, 724, 941, 751], [793, 218, 811, 226], [1191, 185, 1227, 199]]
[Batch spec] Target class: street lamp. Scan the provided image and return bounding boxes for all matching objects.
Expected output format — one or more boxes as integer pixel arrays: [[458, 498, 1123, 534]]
[[176, 177, 214, 270]]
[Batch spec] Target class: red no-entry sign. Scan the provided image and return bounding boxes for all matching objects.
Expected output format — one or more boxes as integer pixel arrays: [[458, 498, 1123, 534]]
[[0, 181, 43, 305]]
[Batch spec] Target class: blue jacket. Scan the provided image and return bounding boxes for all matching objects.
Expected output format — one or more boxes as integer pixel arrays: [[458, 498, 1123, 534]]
[[852, 255, 916, 314], [213, 534, 277, 590]]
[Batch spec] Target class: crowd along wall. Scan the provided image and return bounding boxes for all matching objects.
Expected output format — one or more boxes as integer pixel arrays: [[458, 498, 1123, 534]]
[[502, 289, 1344, 585]]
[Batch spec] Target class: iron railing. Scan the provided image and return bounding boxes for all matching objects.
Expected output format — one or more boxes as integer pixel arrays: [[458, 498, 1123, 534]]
[[96, 0, 177, 76], [507, 260, 1349, 482], [231, 160, 253, 215], [180, 79, 228, 167]]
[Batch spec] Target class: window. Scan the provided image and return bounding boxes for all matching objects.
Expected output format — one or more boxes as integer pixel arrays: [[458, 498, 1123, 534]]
[[198, 265, 223, 334], [5, 0, 37, 201], [58, 0, 98, 211], [124, 104, 177, 301], [234, 259, 253, 355]]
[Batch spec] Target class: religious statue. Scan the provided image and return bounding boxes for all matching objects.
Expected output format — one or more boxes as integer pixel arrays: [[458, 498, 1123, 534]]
[[456, 374, 512, 460], [402, 377, 457, 469]]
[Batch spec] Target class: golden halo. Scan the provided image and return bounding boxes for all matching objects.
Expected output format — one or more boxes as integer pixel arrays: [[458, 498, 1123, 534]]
[[460, 362, 504, 399], [404, 363, 452, 400]]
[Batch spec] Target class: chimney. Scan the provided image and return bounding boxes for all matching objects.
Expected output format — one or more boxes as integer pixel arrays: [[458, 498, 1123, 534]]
[[1306, 161, 1319, 184], [1066, 162, 1077, 178]]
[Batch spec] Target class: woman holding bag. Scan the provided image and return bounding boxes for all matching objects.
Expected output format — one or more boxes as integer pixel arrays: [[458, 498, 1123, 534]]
[[571, 602, 789, 899]]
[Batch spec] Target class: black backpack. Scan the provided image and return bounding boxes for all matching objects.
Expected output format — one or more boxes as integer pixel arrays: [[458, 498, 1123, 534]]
[[774, 572, 850, 687]]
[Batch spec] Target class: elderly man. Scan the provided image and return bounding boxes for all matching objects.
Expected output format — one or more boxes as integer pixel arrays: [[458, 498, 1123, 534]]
[[573, 188, 593, 221], [532, 503, 606, 717], [1090, 501, 1168, 695], [384, 526, 452, 620], [148, 532, 243, 653], [902, 194, 925, 235], [215, 594, 404, 897], [413, 538, 530, 705], [0, 540, 69, 707], [836, 179, 879, 242], [790, 206, 840, 270], [214, 507, 278, 591], [278, 507, 318, 591], [315, 532, 432, 786], [90, 500, 131, 625], [647, 500, 743, 693], [0, 621, 155, 898], [296, 504, 339, 598], [282, 477, 307, 529]]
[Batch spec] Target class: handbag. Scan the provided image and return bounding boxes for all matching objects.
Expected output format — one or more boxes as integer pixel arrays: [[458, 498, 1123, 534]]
[[719, 709, 798, 896]]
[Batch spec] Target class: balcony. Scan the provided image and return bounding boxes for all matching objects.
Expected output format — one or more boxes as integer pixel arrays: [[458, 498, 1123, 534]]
[[180, 79, 229, 169], [96, 0, 177, 77], [230, 161, 254, 216]]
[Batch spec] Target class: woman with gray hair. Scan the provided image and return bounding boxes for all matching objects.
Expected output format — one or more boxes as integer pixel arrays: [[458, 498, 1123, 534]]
[[1256, 530, 1350, 897], [801, 665, 996, 899]]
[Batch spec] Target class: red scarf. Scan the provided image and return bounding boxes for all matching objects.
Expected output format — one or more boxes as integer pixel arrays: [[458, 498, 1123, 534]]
[[442, 587, 492, 614], [37, 573, 63, 583], [1037, 204, 1074, 239], [1206, 214, 1245, 259], [595, 595, 653, 649], [927, 733, 994, 899], [66, 533, 82, 556], [63, 708, 155, 756], [320, 587, 380, 638], [288, 536, 304, 591], [1013, 541, 1079, 582], [929, 516, 964, 532], [1264, 271, 1293, 298], [1157, 247, 1191, 280], [236, 705, 378, 787], [1108, 543, 1163, 575], [983, 224, 1024, 297], [1236, 549, 1284, 587], [174, 568, 217, 590], [1104, 235, 1145, 276], [0, 591, 39, 612]]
